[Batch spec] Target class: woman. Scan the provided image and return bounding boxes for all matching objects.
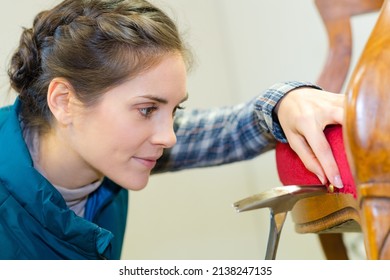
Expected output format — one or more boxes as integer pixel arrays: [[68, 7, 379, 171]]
[[0, 0, 343, 259]]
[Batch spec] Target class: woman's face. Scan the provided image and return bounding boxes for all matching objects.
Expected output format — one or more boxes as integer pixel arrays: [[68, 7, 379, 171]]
[[67, 54, 187, 190]]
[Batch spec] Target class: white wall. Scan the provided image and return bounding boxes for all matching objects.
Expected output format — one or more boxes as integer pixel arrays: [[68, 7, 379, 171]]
[[0, 0, 378, 259]]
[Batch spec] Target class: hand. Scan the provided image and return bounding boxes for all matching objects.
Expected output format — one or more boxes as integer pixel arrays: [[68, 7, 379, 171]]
[[274, 87, 344, 188]]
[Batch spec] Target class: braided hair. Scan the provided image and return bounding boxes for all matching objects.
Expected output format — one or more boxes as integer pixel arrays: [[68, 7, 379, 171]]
[[8, 0, 192, 133]]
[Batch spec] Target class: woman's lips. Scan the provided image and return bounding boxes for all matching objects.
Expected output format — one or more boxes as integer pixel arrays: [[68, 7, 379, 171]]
[[133, 157, 158, 169]]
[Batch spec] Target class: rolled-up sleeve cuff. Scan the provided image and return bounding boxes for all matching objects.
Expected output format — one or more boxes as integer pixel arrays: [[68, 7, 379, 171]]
[[254, 81, 321, 142]]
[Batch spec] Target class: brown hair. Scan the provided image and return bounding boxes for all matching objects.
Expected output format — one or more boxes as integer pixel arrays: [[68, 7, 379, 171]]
[[8, 0, 192, 132]]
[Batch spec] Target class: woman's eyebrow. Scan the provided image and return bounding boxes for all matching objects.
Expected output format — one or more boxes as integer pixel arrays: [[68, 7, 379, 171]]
[[140, 95, 168, 104], [140, 93, 189, 104]]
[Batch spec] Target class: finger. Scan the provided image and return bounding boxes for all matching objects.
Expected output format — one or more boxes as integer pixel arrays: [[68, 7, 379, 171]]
[[301, 126, 343, 189], [287, 134, 326, 184]]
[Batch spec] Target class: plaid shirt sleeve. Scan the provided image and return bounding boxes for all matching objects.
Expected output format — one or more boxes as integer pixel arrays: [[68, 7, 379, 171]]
[[154, 81, 320, 172]]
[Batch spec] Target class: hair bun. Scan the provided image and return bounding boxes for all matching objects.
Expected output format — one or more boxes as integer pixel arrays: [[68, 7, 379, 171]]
[[8, 27, 41, 95]]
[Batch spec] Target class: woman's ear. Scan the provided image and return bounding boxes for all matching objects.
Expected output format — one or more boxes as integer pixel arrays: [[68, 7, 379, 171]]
[[47, 78, 76, 125]]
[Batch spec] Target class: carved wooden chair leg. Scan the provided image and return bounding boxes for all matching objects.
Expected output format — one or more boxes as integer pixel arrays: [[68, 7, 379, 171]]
[[359, 185, 390, 259], [318, 233, 349, 259]]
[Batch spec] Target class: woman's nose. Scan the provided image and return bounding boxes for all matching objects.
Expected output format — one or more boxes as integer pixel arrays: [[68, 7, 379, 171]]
[[151, 120, 177, 148]]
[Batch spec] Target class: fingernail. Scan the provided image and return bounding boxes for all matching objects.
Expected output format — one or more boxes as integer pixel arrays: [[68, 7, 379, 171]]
[[333, 175, 343, 189]]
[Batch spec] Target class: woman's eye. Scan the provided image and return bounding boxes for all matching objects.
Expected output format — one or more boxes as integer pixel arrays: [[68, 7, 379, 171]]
[[139, 106, 158, 118]]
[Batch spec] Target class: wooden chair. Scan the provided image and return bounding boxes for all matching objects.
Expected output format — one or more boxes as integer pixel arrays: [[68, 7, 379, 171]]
[[288, 0, 384, 260], [344, 0, 390, 260], [234, 0, 388, 260]]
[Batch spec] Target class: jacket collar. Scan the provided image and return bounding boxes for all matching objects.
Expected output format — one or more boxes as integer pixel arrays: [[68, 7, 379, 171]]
[[0, 99, 113, 258]]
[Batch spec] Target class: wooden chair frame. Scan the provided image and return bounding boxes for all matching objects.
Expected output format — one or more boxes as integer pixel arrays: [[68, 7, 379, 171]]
[[235, 0, 389, 260]]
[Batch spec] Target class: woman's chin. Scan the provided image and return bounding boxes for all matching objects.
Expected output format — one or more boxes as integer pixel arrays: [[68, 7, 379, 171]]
[[126, 184, 148, 191], [120, 178, 149, 191]]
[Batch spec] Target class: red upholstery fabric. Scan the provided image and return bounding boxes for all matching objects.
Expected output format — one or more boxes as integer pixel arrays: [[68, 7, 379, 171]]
[[275, 125, 356, 198]]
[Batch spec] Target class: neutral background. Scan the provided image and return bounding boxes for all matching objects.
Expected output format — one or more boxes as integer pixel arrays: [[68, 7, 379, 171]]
[[0, 0, 379, 259]]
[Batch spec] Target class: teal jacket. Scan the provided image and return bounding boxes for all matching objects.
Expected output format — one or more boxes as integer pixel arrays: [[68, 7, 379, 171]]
[[0, 100, 128, 259]]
